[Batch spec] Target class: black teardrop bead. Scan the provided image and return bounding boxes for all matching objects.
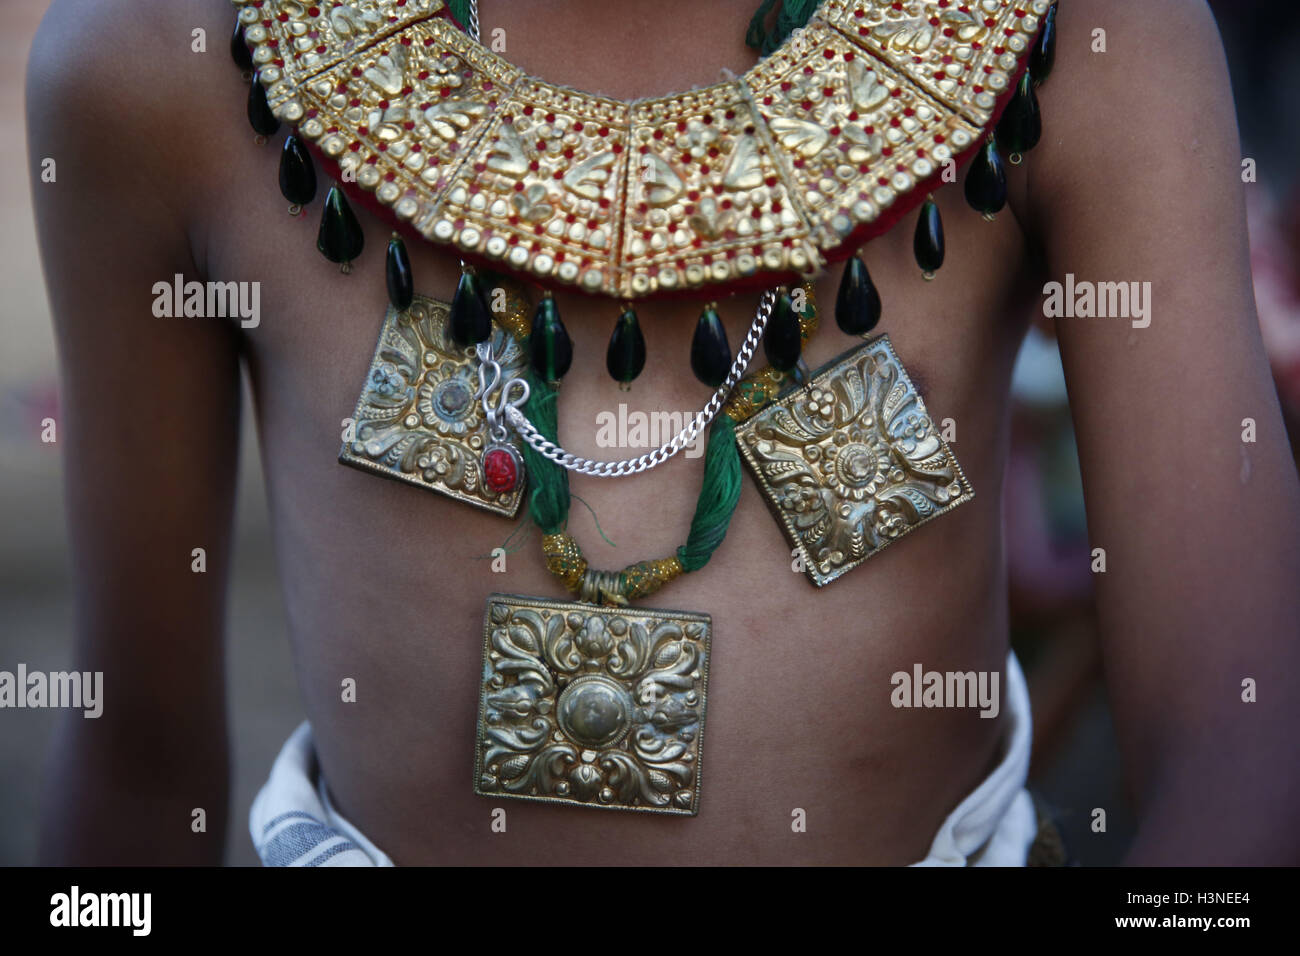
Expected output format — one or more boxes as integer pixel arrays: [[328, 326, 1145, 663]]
[[449, 268, 492, 347], [279, 133, 317, 206], [316, 185, 364, 265], [835, 255, 882, 335], [247, 72, 280, 137], [913, 199, 945, 276], [231, 20, 253, 71], [996, 71, 1042, 156], [530, 293, 573, 382], [606, 305, 646, 387], [690, 304, 732, 388], [386, 235, 414, 311], [963, 139, 1008, 216], [763, 291, 803, 372], [1031, 3, 1057, 84]]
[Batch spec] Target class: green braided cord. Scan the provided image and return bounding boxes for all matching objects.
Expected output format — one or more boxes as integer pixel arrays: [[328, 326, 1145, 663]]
[[746, 0, 821, 55], [520, 368, 570, 535], [675, 414, 743, 573], [520, 366, 742, 572], [744, 0, 780, 52], [446, 0, 473, 32]]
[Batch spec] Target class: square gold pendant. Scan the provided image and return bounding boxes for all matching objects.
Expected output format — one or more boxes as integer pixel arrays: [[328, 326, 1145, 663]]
[[339, 295, 528, 517], [735, 335, 973, 587], [474, 593, 711, 815]]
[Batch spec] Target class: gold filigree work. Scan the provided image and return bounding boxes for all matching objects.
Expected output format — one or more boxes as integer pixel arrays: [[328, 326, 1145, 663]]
[[735, 335, 973, 586], [339, 293, 528, 516], [542, 533, 685, 607], [475, 594, 710, 814], [234, 0, 1049, 299]]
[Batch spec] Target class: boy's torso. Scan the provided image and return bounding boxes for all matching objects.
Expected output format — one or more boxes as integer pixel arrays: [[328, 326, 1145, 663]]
[[204, 0, 1043, 864]]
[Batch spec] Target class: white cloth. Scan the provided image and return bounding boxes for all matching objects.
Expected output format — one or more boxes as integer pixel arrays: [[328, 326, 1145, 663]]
[[250, 651, 1036, 867], [249, 722, 393, 867], [910, 650, 1038, 866]]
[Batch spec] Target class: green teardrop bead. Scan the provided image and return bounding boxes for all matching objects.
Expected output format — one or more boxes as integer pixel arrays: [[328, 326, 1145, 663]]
[[606, 306, 646, 386], [1031, 3, 1057, 83], [316, 185, 364, 264], [963, 139, 1007, 215], [835, 255, 882, 335], [449, 268, 491, 346], [279, 133, 316, 206], [530, 294, 573, 382], [690, 305, 732, 388], [913, 199, 945, 275], [386, 236, 414, 311], [763, 291, 803, 372], [231, 20, 253, 71], [996, 71, 1041, 155], [247, 72, 279, 136]]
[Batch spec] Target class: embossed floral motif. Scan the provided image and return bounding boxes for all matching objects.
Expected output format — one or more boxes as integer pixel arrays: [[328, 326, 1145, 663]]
[[677, 118, 718, 158], [475, 597, 710, 814], [824, 426, 892, 502], [368, 362, 408, 400], [736, 336, 972, 586], [687, 196, 736, 241], [339, 295, 528, 517], [571, 613, 615, 660], [415, 363, 477, 435], [430, 52, 464, 88], [510, 182, 555, 222]]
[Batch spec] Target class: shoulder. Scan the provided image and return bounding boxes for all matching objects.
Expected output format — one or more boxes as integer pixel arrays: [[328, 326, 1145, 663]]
[[28, 0, 227, 96], [27, 0, 236, 169], [27, 0, 244, 262], [1037, 0, 1233, 152], [1024, 0, 1239, 239]]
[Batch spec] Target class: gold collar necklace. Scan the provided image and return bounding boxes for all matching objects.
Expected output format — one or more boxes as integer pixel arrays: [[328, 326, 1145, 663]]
[[234, 0, 1051, 299]]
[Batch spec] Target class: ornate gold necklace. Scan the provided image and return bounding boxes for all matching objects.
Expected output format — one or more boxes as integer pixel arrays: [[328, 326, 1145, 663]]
[[231, 0, 1057, 815]]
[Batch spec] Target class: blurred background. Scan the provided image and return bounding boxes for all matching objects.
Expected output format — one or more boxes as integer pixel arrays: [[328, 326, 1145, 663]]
[[2, 0, 1298, 866]]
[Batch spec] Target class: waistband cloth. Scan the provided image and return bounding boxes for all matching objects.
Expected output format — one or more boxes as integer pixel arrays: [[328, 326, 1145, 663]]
[[911, 649, 1038, 866], [250, 651, 1036, 867]]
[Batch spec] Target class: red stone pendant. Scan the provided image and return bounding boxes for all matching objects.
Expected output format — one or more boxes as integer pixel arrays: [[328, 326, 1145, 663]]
[[483, 443, 524, 496]]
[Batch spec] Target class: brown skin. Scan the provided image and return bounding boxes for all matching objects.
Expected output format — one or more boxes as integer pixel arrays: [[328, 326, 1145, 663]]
[[27, 0, 1300, 865]]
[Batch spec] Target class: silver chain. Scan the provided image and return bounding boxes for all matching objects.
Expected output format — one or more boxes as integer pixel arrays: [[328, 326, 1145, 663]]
[[465, 0, 781, 478], [505, 291, 777, 477], [466, 0, 481, 42]]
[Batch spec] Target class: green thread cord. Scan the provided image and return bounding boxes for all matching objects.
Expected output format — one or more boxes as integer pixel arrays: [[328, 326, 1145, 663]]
[[521, 364, 743, 575], [446, 0, 473, 32], [520, 368, 570, 535], [746, 0, 821, 55], [676, 414, 743, 573], [480, 515, 533, 560], [570, 494, 618, 548]]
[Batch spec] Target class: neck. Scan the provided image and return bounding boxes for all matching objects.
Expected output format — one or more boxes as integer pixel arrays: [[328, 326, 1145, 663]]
[[475, 0, 773, 100]]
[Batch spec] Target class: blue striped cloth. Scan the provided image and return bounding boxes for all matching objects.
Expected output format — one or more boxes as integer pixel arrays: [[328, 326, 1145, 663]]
[[249, 722, 393, 867]]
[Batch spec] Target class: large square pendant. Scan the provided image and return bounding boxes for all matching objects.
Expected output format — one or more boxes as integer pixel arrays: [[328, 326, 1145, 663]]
[[474, 593, 711, 815], [735, 335, 973, 587], [339, 295, 528, 517]]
